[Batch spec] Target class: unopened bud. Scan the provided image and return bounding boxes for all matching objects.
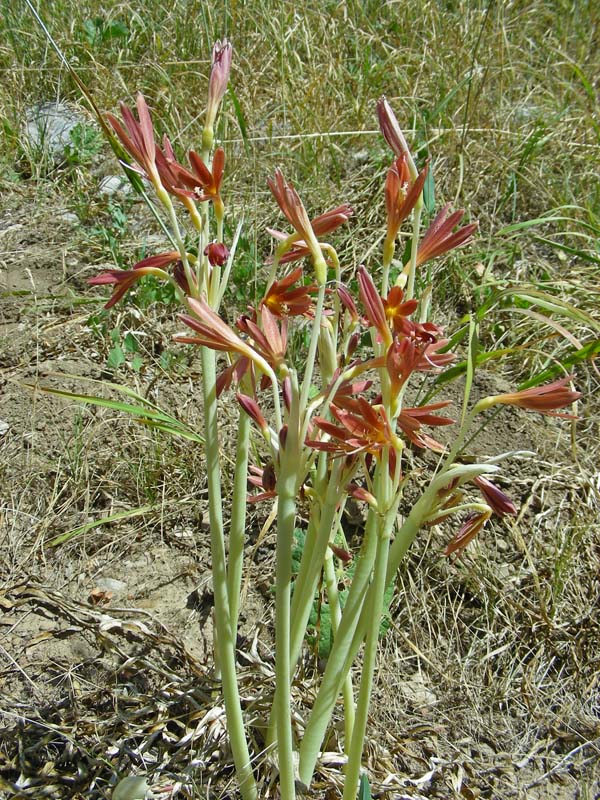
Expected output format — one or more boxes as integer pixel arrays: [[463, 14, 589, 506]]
[[204, 242, 229, 266]]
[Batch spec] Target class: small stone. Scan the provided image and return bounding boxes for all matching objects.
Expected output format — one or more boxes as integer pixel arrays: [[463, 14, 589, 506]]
[[95, 577, 128, 596], [0, 420, 9, 436], [99, 174, 132, 196], [398, 672, 437, 709], [58, 211, 79, 226], [23, 102, 86, 165]]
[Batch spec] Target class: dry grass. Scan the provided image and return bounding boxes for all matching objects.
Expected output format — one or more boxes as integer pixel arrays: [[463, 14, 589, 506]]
[[1, 1, 599, 798]]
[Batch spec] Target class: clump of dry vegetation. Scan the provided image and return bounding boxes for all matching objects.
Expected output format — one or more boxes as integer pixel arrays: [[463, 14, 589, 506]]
[[0, 2, 599, 798]]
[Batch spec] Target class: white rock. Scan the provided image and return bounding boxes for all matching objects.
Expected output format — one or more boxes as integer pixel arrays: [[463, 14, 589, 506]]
[[95, 577, 128, 596], [23, 102, 86, 164], [112, 775, 150, 800], [99, 174, 132, 196]]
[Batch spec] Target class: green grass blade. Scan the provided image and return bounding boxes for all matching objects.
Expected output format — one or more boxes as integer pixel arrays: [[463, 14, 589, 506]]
[[27, 382, 204, 443], [461, 315, 478, 426], [49, 505, 156, 546], [229, 86, 249, 158], [517, 338, 600, 390], [138, 419, 204, 443]]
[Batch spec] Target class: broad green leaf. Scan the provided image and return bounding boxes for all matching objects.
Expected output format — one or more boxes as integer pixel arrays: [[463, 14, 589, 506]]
[[107, 344, 125, 370], [422, 160, 435, 215], [358, 774, 372, 800]]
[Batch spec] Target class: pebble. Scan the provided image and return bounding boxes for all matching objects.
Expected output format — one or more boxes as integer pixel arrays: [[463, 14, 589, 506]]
[[99, 174, 132, 197], [95, 577, 128, 596]]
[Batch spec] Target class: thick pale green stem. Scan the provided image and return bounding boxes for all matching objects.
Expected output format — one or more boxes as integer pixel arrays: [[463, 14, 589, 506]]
[[297, 504, 378, 787], [289, 461, 343, 668], [406, 199, 423, 302], [156, 187, 197, 298], [299, 284, 326, 413], [323, 548, 355, 747], [274, 472, 297, 799], [273, 378, 302, 800], [227, 409, 251, 631], [200, 347, 257, 800], [266, 462, 344, 750], [342, 524, 390, 799]]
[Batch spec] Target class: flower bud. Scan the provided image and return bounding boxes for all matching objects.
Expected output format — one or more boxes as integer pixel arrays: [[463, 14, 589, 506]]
[[204, 242, 229, 266], [206, 39, 233, 130]]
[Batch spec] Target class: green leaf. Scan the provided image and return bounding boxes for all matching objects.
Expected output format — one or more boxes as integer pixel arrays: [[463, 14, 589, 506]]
[[49, 505, 156, 546], [107, 344, 125, 370], [28, 378, 204, 444], [517, 338, 600, 390], [130, 355, 144, 373], [83, 18, 100, 46], [123, 332, 139, 353], [229, 86, 249, 158], [104, 20, 129, 40], [358, 774, 372, 800], [422, 160, 435, 215]]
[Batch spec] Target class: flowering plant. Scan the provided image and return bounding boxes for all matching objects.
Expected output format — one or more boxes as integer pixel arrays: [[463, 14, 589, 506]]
[[88, 42, 581, 800]]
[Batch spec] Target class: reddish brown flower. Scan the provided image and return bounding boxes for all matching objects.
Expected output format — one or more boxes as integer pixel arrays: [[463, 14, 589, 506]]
[[377, 96, 413, 162], [329, 543, 352, 563], [247, 464, 277, 503], [150, 143, 225, 206], [479, 376, 581, 417], [106, 94, 160, 187], [237, 393, 269, 434], [261, 267, 317, 318], [216, 356, 251, 397], [88, 251, 180, 308], [308, 398, 400, 458], [206, 39, 233, 129], [346, 483, 377, 508], [416, 204, 477, 267], [357, 266, 392, 347], [268, 204, 353, 265], [236, 306, 288, 370], [444, 510, 492, 556], [383, 286, 418, 334], [385, 156, 428, 245], [385, 338, 421, 394], [204, 241, 229, 266], [473, 476, 517, 516], [177, 297, 260, 362], [417, 339, 456, 371], [397, 401, 454, 452], [337, 284, 359, 322], [332, 379, 373, 414], [268, 169, 315, 245], [154, 137, 196, 199], [267, 172, 352, 279]]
